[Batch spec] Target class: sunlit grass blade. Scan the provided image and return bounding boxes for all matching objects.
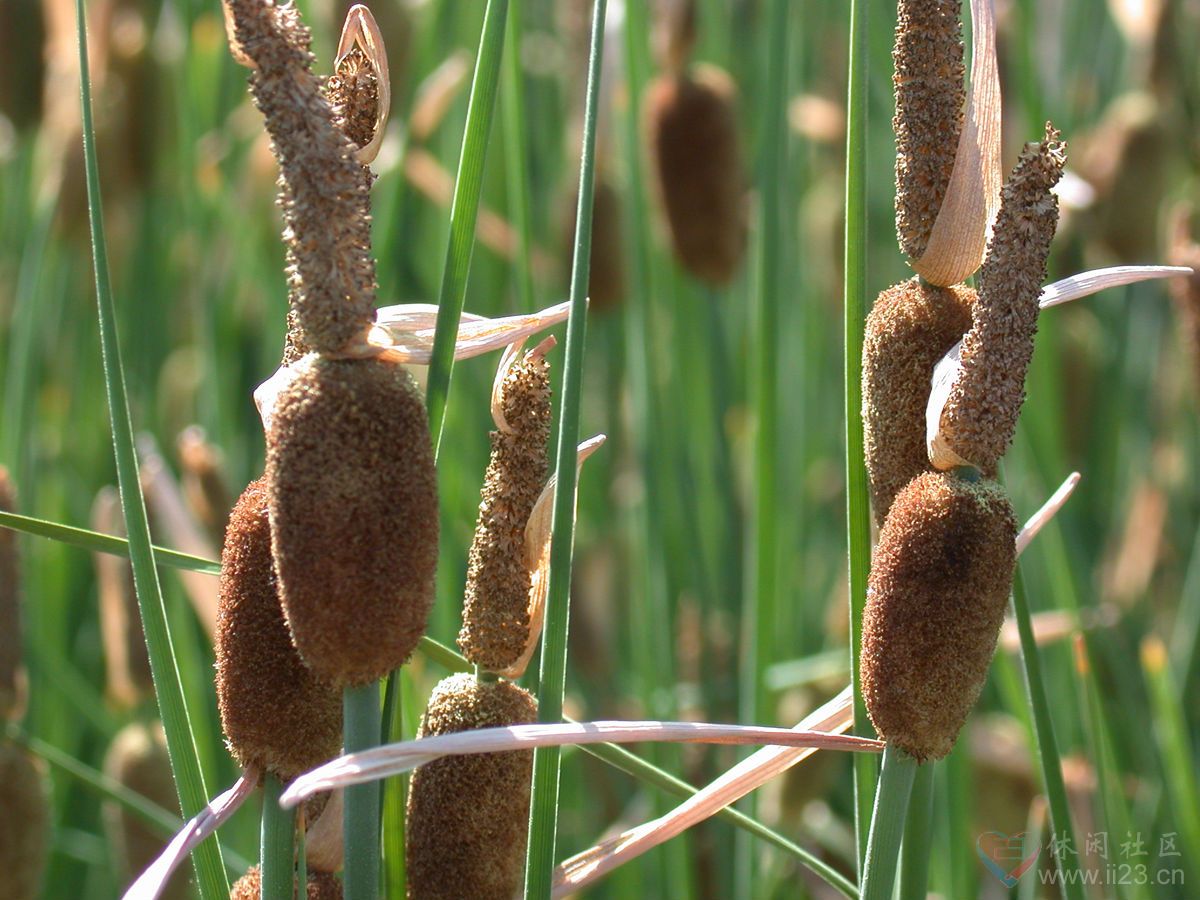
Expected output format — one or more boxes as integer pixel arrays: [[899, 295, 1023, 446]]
[[73, 0, 226, 895], [501, 0, 535, 312], [843, 0, 876, 871], [1011, 566, 1085, 900], [899, 761, 934, 900], [424, 0, 511, 455], [523, 0, 605, 894], [343, 681, 382, 900], [860, 745, 917, 900], [0, 510, 221, 576], [260, 774, 294, 899]]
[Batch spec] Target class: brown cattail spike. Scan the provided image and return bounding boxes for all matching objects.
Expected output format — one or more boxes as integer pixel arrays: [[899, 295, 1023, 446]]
[[861, 471, 1017, 761], [406, 674, 538, 900], [103, 722, 189, 900], [0, 468, 24, 721], [893, 0, 966, 260], [1168, 209, 1200, 396], [177, 426, 234, 545], [0, 740, 50, 899], [229, 866, 344, 899], [863, 278, 975, 523], [646, 63, 747, 286], [458, 347, 552, 673], [224, 0, 377, 356], [267, 357, 439, 686], [938, 124, 1065, 471], [327, 45, 379, 152], [216, 478, 343, 779]]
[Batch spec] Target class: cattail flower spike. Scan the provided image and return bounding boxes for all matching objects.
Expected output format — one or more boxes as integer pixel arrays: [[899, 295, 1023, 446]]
[[492, 334, 557, 433], [333, 5, 389, 163]]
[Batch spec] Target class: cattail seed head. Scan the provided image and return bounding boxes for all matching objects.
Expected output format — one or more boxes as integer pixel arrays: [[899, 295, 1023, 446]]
[[0, 468, 25, 721], [229, 866, 343, 899], [406, 674, 538, 900], [327, 46, 379, 152], [863, 278, 975, 523], [224, 0, 377, 355], [458, 348, 552, 673], [216, 478, 343, 779], [893, 0, 966, 260], [936, 125, 1065, 472], [267, 356, 438, 686], [564, 177, 626, 313], [177, 426, 234, 545], [0, 740, 50, 899], [102, 722, 189, 900], [861, 471, 1017, 762], [645, 63, 747, 285]]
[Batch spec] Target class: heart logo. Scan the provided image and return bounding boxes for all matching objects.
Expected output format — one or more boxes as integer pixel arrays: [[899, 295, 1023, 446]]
[[976, 831, 1040, 887]]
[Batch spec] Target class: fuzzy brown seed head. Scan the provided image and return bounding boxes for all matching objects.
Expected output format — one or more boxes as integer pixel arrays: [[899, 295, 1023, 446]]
[[565, 177, 625, 312], [893, 0, 966, 260], [102, 722, 189, 899], [216, 478, 343, 778], [229, 866, 344, 899], [458, 351, 552, 672], [0, 740, 50, 899], [406, 674, 538, 900], [267, 357, 439, 686], [861, 471, 1017, 761], [327, 46, 380, 153], [224, 0, 376, 355], [863, 278, 976, 523], [0, 468, 24, 722], [645, 64, 746, 286], [939, 124, 1065, 471]]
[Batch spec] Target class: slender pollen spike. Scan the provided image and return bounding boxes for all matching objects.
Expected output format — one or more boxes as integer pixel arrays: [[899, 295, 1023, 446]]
[[327, 46, 380, 152], [0, 741, 50, 898], [0, 468, 24, 721], [861, 471, 1017, 761], [215, 478, 343, 779], [406, 674, 539, 900], [223, 0, 377, 355], [645, 63, 747, 285], [267, 356, 439, 686], [938, 124, 1066, 471], [862, 278, 975, 523], [229, 866, 344, 899], [458, 345, 552, 673], [893, 0, 966, 260]]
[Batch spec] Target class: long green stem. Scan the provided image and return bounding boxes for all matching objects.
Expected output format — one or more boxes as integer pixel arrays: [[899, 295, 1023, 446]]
[[843, 0, 876, 873], [260, 774, 294, 900], [501, 0, 535, 313], [860, 744, 918, 900], [523, 4, 606, 895], [73, 0, 226, 895], [425, 0, 511, 456], [344, 682, 382, 900], [1011, 567, 1085, 900], [898, 761, 934, 900]]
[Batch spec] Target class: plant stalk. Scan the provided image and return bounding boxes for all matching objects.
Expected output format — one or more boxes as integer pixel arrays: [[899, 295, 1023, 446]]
[[860, 743, 918, 900], [260, 774, 295, 900], [344, 682, 382, 900]]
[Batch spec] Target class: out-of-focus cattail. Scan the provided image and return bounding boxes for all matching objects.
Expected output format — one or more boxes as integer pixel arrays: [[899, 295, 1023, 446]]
[[1168, 209, 1200, 395], [458, 344, 552, 673], [862, 278, 975, 523], [933, 125, 1065, 472], [102, 721, 189, 900], [223, 0, 377, 355], [0, 0, 45, 130], [229, 866, 344, 899], [564, 175, 626, 313], [645, 63, 747, 286], [861, 471, 1017, 761], [893, 0, 966, 260], [0, 468, 25, 721], [177, 426, 234, 545], [406, 674, 538, 900], [92, 488, 153, 710], [0, 740, 50, 899], [216, 478, 343, 779], [267, 357, 438, 686]]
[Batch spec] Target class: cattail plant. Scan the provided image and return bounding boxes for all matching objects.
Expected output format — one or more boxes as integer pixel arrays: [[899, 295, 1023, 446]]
[[229, 866, 344, 899], [405, 674, 539, 900], [0, 740, 50, 900], [644, 0, 746, 285], [176, 427, 234, 545]]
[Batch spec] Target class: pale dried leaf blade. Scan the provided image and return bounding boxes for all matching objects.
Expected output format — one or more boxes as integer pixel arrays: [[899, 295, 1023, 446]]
[[122, 772, 257, 900], [926, 339, 972, 470], [1016, 472, 1080, 555], [370, 300, 571, 364], [501, 434, 606, 679], [912, 0, 1002, 286], [552, 688, 856, 896], [279, 712, 880, 808], [1039, 265, 1193, 308]]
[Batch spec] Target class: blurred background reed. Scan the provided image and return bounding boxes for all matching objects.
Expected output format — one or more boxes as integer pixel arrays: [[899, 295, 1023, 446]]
[[1, 0, 1199, 896]]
